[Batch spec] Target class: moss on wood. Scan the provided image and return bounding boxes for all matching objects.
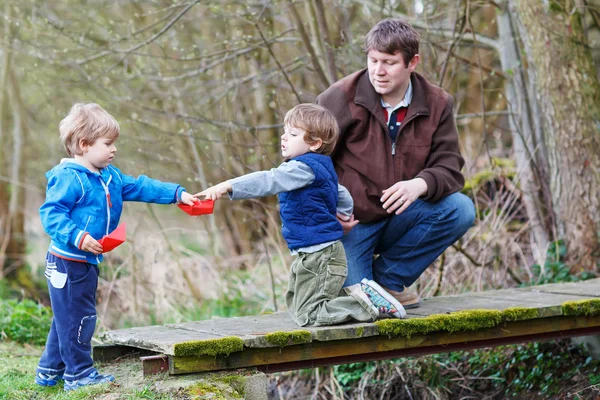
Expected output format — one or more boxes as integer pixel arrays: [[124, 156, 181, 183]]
[[376, 309, 504, 338], [502, 307, 540, 321], [562, 299, 600, 316], [173, 337, 244, 357], [264, 330, 312, 347]]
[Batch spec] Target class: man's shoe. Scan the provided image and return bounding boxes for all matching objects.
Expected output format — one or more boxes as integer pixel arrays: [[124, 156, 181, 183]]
[[64, 370, 115, 391], [360, 278, 406, 319], [34, 371, 63, 387], [381, 284, 421, 309]]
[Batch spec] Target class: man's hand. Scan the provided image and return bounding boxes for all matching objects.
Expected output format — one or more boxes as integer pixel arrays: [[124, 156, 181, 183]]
[[194, 181, 232, 201], [81, 235, 103, 255], [179, 191, 196, 206], [337, 213, 359, 234], [381, 178, 428, 215]]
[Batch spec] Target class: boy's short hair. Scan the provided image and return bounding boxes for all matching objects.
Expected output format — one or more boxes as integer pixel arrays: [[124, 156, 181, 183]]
[[59, 103, 120, 157], [283, 104, 339, 156], [364, 18, 420, 67]]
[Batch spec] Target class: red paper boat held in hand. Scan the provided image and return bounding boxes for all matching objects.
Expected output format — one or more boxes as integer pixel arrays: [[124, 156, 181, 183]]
[[98, 223, 126, 253], [178, 199, 215, 216]]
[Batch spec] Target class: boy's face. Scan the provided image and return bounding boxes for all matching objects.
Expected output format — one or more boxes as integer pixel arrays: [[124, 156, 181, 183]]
[[281, 125, 312, 161], [81, 135, 117, 170]]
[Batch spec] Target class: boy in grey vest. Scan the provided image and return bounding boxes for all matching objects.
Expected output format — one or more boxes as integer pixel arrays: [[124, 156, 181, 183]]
[[197, 104, 406, 326]]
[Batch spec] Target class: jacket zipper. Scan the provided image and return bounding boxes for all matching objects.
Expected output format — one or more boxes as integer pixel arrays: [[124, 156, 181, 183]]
[[99, 175, 113, 236]]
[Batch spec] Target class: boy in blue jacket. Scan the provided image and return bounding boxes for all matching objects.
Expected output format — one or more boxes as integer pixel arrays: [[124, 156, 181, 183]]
[[197, 104, 406, 327], [35, 103, 195, 391]]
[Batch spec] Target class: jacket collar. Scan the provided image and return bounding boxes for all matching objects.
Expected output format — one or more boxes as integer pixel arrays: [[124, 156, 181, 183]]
[[354, 69, 430, 125]]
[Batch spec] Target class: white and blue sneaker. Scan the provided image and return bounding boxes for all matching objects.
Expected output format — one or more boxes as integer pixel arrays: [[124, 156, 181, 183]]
[[64, 370, 115, 391], [34, 371, 64, 387], [361, 278, 407, 319]]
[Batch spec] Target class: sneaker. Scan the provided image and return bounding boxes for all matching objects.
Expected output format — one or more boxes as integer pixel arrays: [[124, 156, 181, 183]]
[[381, 284, 421, 309], [360, 278, 406, 319], [34, 371, 64, 387], [64, 370, 115, 391]]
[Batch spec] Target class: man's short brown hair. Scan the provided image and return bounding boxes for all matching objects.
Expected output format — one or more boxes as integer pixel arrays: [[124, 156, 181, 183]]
[[59, 103, 120, 157], [284, 104, 339, 156], [364, 18, 420, 67]]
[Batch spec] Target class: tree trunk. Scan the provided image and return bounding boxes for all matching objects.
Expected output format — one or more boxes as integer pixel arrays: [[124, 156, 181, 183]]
[[496, 3, 552, 264], [510, 0, 600, 271]]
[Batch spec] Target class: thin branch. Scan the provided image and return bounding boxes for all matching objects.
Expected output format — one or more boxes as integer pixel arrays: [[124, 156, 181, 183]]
[[286, 0, 330, 89], [254, 22, 302, 103], [439, 0, 466, 87], [76, 0, 201, 65], [313, 0, 338, 82]]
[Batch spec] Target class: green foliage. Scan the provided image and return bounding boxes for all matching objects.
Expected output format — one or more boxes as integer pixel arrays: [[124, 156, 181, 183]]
[[327, 340, 600, 398], [529, 240, 595, 285], [333, 362, 376, 386], [0, 299, 52, 345]]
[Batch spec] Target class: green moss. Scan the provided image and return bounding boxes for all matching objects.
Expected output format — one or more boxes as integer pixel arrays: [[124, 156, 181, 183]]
[[173, 337, 244, 357], [187, 380, 243, 399], [376, 309, 503, 338], [355, 326, 365, 337], [562, 299, 600, 316], [502, 307, 539, 322], [216, 374, 246, 396], [462, 158, 516, 193], [265, 330, 312, 347]]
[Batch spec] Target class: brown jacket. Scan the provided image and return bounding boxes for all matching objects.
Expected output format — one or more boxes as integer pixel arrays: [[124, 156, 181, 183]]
[[316, 70, 465, 223]]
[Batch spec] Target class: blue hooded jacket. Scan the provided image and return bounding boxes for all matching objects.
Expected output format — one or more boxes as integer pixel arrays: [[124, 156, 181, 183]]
[[40, 160, 184, 264], [278, 153, 343, 250]]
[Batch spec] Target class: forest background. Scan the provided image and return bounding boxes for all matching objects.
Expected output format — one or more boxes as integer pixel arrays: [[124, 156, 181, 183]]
[[0, 0, 599, 398]]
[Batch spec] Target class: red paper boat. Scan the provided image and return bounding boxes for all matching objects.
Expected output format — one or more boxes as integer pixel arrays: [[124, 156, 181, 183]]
[[178, 199, 215, 216], [98, 223, 126, 253]]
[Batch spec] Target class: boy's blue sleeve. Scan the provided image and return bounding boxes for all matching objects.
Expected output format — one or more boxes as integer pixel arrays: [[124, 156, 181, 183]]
[[39, 169, 88, 249], [120, 172, 184, 204]]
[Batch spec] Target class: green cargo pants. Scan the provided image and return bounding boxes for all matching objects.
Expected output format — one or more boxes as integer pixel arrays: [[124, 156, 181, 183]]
[[285, 241, 378, 326]]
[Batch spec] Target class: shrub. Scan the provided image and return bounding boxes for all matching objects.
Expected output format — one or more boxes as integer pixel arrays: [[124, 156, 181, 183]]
[[0, 299, 52, 345]]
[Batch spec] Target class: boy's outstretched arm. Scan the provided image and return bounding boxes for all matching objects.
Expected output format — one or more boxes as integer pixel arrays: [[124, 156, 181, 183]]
[[195, 181, 232, 201], [195, 161, 314, 201]]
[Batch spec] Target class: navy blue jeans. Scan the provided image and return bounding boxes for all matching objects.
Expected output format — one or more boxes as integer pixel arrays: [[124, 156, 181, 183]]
[[37, 253, 99, 381], [341, 192, 475, 291]]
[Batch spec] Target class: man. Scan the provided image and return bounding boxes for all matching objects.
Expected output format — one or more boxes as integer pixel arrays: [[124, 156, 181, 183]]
[[316, 18, 475, 309]]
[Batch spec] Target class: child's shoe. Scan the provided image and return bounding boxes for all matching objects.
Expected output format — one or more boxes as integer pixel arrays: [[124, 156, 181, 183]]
[[360, 278, 407, 319], [34, 371, 64, 387], [63, 370, 115, 391]]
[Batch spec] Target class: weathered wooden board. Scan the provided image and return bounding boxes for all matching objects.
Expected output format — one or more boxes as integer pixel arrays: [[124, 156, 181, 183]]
[[170, 313, 379, 348], [99, 278, 600, 364], [100, 325, 226, 355], [524, 279, 600, 297], [169, 315, 600, 374]]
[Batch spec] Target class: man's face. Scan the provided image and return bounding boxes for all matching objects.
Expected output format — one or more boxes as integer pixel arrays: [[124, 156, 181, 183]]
[[367, 49, 418, 104]]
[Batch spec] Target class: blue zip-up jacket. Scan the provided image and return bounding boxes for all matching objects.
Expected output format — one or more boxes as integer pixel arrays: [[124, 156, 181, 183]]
[[40, 160, 184, 264], [278, 153, 343, 250]]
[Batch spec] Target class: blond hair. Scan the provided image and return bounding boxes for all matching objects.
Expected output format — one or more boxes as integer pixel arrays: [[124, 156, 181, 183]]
[[59, 103, 120, 157], [283, 104, 339, 156]]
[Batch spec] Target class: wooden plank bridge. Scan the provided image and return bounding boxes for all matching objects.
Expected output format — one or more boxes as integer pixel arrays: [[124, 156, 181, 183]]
[[96, 279, 600, 376]]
